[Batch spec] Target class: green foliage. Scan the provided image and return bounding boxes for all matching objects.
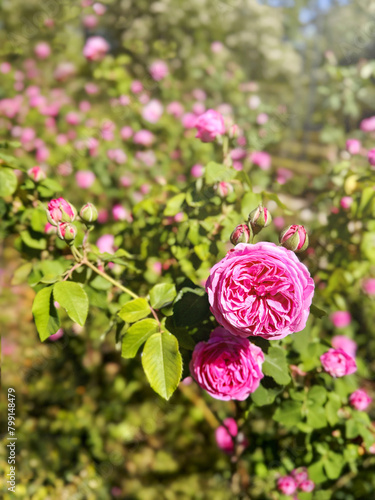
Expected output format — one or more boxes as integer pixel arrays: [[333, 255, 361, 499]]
[[53, 282, 89, 327], [118, 298, 151, 323], [32, 286, 60, 341]]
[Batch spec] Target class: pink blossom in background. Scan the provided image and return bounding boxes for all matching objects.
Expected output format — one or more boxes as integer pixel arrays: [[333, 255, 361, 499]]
[[36, 146, 49, 162], [174, 212, 184, 222], [87, 137, 99, 156], [49, 329, 64, 341], [193, 102, 206, 116], [83, 14, 98, 28], [189, 327, 264, 401], [340, 196, 353, 210], [93, 2, 106, 15], [97, 209, 108, 224], [34, 42, 51, 59], [120, 176, 133, 187], [217, 181, 233, 197], [256, 113, 268, 125], [215, 417, 238, 454], [211, 41, 224, 53], [20, 127, 36, 144], [120, 126, 133, 140], [206, 242, 315, 340], [191, 164, 204, 178], [107, 149, 127, 164], [135, 150, 156, 167], [231, 148, 247, 161], [217, 103, 232, 116], [66, 111, 81, 125], [320, 348, 357, 377], [54, 62, 76, 81], [111, 487, 122, 497], [349, 389, 372, 411], [192, 89, 207, 101], [96, 234, 115, 254], [133, 130, 155, 146], [299, 480, 315, 492], [360, 116, 375, 132], [277, 476, 297, 496], [332, 335, 357, 358], [101, 120, 115, 141], [142, 99, 163, 123], [330, 311, 351, 328], [149, 60, 169, 81], [79, 100, 91, 112], [138, 93, 150, 105], [85, 82, 99, 94], [368, 149, 375, 167], [291, 468, 308, 486], [195, 109, 225, 143], [233, 161, 243, 171], [276, 168, 293, 185], [112, 204, 132, 222], [25, 85, 40, 97], [57, 162, 73, 176], [152, 261, 162, 275], [83, 36, 109, 61], [362, 278, 375, 295], [346, 138, 361, 155], [250, 151, 271, 170], [181, 112, 197, 129], [75, 170, 96, 189], [131, 80, 143, 94], [273, 216, 285, 230], [237, 136, 247, 147], [248, 95, 261, 109], [140, 183, 151, 195], [0, 62, 11, 73], [119, 95, 130, 105]]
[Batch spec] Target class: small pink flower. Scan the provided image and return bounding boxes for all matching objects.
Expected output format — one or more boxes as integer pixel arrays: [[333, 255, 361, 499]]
[[34, 42, 51, 59], [363, 278, 375, 295], [368, 149, 375, 167], [152, 261, 162, 275], [195, 109, 225, 143], [120, 126, 133, 140], [93, 2, 106, 15], [190, 327, 264, 401], [135, 150, 156, 167], [112, 204, 132, 222], [349, 389, 372, 411], [107, 148, 127, 164], [340, 196, 353, 210], [166, 102, 184, 118], [217, 181, 233, 197], [181, 112, 197, 129], [133, 130, 155, 146], [330, 311, 351, 328], [142, 99, 163, 123], [66, 111, 81, 125], [83, 14, 98, 28], [299, 479, 315, 492], [191, 164, 204, 178], [85, 82, 99, 94], [276, 168, 293, 185], [54, 62, 76, 81], [44, 222, 56, 235], [277, 476, 297, 495], [96, 234, 115, 254], [273, 216, 285, 230], [83, 36, 109, 61], [211, 41, 224, 53], [320, 348, 357, 377], [346, 139, 361, 155], [0, 62, 11, 73], [250, 151, 271, 170], [256, 113, 268, 125], [79, 100, 91, 113], [75, 170, 96, 189], [149, 60, 169, 81], [28, 165, 46, 182], [291, 467, 308, 486], [193, 102, 206, 116], [332, 336, 357, 358], [36, 146, 49, 162], [97, 209, 108, 224], [231, 148, 247, 161], [360, 116, 375, 132], [215, 417, 238, 454], [131, 80, 143, 93]]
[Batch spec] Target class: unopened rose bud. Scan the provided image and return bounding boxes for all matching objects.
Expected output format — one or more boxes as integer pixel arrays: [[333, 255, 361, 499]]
[[280, 224, 308, 252], [28, 165, 46, 182], [230, 224, 252, 245], [248, 205, 272, 234], [57, 222, 77, 242], [80, 202, 98, 223], [216, 181, 233, 197], [47, 198, 76, 226]]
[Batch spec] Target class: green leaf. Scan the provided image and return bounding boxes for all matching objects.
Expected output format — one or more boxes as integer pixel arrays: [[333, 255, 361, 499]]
[[263, 346, 291, 385], [325, 392, 342, 426], [20, 230, 47, 250], [142, 331, 183, 400], [118, 298, 151, 323], [310, 304, 327, 319], [323, 451, 344, 480], [0, 152, 20, 169], [11, 262, 33, 285], [149, 283, 177, 309], [173, 287, 209, 327], [0, 167, 18, 196], [121, 319, 159, 358], [273, 400, 302, 427], [40, 178, 63, 193], [53, 281, 89, 326], [205, 161, 236, 184], [32, 287, 60, 341], [252, 384, 282, 406], [241, 191, 262, 219], [164, 193, 185, 216]]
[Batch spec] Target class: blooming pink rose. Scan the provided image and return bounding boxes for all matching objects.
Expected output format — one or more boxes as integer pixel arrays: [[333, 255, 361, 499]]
[[320, 348, 357, 377], [299, 479, 315, 492], [195, 109, 225, 142], [250, 151, 271, 170], [206, 242, 314, 340], [149, 60, 169, 81], [363, 278, 375, 295], [142, 99, 163, 123], [133, 130, 155, 146], [34, 42, 51, 59], [346, 139, 361, 155], [330, 311, 351, 328], [349, 389, 372, 411], [83, 36, 109, 61], [96, 234, 115, 254], [75, 170, 96, 189], [47, 198, 76, 226], [331, 335, 357, 358], [215, 417, 238, 454], [368, 149, 375, 167], [277, 476, 297, 495], [190, 327, 264, 400]]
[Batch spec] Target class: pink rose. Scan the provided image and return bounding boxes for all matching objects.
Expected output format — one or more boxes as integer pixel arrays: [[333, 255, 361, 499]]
[[215, 417, 238, 454], [131, 80, 143, 93], [277, 476, 297, 495], [363, 278, 375, 295], [34, 42, 51, 59], [133, 130, 155, 146], [96, 234, 115, 254], [330, 311, 351, 328], [331, 335, 357, 358], [93, 2, 106, 15], [191, 164, 204, 178], [28, 165, 46, 182], [120, 126, 133, 140], [195, 109, 225, 142], [360, 116, 375, 132], [276, 168, 293, 185], [346, 139, 361, 155], [206, 242, 314, 340], [112, 204, 132, 222], [340, 196, 353, 210], [167, 101, 184, 118], [83, 36, 109, 61], [291, 467, 308, 485], [75, 170, 96, 189], [250, 151, 271, 170], [189, 327, 264, 401], [299, 479, 315, 492], [320, 348, 357, 377], [181, 112, 197, 129], [149, 60, 169, 81], [47, 198, 76, 226], [142, 99, 163, 123], [349, 389, 372, 411]]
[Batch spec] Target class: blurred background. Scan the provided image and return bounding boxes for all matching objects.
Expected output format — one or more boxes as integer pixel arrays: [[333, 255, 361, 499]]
[[1, 0, 375, 499]]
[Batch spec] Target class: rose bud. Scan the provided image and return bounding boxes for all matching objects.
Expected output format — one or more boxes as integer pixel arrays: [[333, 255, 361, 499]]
[[80, 202, 98, 223], [349, 389, 372, 411], [248, 205, 272, 234], [230, 223, 252, 245], [47, 198, 76, 226], [280, 224, 308, 253], [57, 222, 77, 242], [44, 222, 56, 235], [28, 165, 46, 182]]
